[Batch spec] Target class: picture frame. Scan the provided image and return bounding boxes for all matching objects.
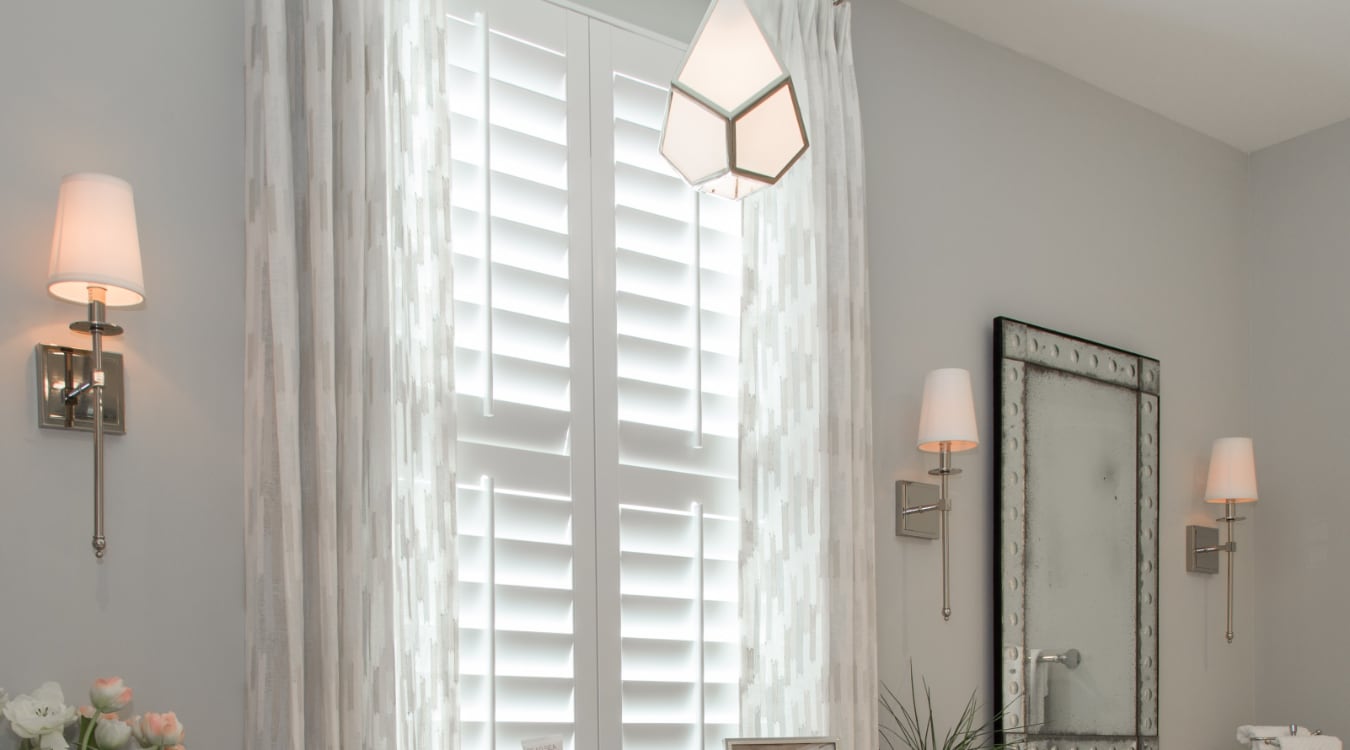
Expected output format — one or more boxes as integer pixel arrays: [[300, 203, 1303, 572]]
[[724, 739, 839, 750]]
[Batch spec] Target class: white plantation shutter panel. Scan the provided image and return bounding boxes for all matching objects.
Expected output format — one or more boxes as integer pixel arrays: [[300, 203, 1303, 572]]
[[593, 25, 743, 750], [450, 3, 597, 748], [451, 4, 740, 750]]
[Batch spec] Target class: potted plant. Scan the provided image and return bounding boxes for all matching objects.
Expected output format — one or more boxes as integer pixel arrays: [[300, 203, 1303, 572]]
[[880, 669, 1024, 750]]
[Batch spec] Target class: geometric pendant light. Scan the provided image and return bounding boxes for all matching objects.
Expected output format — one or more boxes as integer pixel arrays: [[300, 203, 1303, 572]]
[[659, 0, 809, 200]]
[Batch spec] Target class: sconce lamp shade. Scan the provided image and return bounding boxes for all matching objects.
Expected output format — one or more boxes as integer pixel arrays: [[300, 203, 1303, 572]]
[[917, 368, 979, 453], [48, 173, 145, 307], [658, 0, 808, 200], [1204, 437, 1258, 503]]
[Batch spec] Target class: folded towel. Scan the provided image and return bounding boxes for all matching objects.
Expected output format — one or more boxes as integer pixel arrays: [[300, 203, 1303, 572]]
[[1025, 648, 1049, 729], [1240, 726, 1313, 743], [1274, 738, 1341, 750]]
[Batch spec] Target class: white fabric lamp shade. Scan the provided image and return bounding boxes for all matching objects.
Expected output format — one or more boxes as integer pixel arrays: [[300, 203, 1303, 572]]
[[917, 368, 979, 453], [659, 0, 808, 200], [1204, 437, 1258, 503], [48, 173, 145, 307]]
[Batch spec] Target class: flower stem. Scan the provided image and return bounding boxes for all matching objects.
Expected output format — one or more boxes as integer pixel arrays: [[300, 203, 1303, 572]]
[[80, 715, 97, 750]]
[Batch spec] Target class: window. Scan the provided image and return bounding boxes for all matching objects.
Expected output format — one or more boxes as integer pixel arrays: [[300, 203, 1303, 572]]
[[448, 2, 743, 749]]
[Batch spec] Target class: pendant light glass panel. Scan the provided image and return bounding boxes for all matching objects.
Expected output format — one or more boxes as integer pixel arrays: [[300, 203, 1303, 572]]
[[659, 0, 808, 200], [733, 80, 806, 182], [676, 0, 783, 110], [663, 88, 731, 185]]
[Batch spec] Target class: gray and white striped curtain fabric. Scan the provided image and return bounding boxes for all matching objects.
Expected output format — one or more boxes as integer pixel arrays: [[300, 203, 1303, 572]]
[[244, 0, 456, 747], [738, 0, 878, 748]]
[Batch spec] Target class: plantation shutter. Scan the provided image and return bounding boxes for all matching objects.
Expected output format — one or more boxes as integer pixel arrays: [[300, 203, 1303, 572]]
[[450, 2, 596, 748], [450, 4, 740, 750], [589, 24, 744, 750]]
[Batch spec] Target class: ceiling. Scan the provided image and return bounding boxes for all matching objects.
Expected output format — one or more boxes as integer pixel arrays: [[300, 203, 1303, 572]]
[[896, 0, 1350, 153]]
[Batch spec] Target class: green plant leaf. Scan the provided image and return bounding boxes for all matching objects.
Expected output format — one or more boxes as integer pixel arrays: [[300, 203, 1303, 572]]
[[878, 664, 1027, 750]]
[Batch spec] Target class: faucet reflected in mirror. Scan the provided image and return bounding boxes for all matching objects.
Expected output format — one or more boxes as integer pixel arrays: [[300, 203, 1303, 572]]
[[1186, 437, 1260, 643]]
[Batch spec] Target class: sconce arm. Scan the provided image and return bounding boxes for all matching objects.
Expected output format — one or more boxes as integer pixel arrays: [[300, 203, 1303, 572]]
[[63, 381, 96, 404]]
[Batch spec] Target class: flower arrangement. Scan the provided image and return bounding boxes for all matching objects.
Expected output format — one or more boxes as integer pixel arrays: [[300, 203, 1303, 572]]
[[0, 679, 186, 750]]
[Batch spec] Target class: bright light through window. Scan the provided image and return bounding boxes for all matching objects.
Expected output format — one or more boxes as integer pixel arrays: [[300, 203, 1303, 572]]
[[449, 2, 743, 749]]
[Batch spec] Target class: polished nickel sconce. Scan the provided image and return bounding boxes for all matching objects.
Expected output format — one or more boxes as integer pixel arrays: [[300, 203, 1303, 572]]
[[1186, 437, 1258, 643], [37, 173, 145, 558], [897, 368, 979, 620]]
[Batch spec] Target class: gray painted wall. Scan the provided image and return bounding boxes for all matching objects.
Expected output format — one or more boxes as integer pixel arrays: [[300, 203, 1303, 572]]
[[6, 1, 1331, 749], [1248, 118, 1350, 742], [0, 2, 244, 749], [854, 2, 1257, 748]]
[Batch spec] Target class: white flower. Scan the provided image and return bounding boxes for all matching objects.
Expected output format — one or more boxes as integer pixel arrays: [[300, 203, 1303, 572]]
[[2, 682, 77, 750], [127, 715, 148, 747], [94, 717, 133, 749]]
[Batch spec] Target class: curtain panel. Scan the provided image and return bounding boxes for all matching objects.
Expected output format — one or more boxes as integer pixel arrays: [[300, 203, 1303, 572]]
[[243, 0, 456, 747], [738, 0, 878, 747]]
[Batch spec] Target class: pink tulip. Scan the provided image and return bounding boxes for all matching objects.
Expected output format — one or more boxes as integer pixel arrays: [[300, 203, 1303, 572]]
[[140, 711, 185, 746], [91, 677, 133, 713]]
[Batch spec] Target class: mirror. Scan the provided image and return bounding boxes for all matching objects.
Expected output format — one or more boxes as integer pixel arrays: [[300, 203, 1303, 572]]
[[995, 318, 1160, 750]]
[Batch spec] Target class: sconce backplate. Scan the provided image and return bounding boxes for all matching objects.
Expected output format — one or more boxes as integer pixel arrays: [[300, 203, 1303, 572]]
[[897, 480, 940, 539], [34, 344, 126, 434], [1186, 525, 1220, 574]]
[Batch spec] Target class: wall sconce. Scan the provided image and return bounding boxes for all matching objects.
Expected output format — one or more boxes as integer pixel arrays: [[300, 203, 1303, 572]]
[[659, 0, 809, 200], [897, 368, 979, 621], [1186, 437, 1258, 643], [36, 173, 145, 558]]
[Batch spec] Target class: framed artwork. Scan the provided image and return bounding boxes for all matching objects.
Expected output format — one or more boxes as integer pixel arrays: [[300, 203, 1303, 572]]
[[724, 739, 838, 750]]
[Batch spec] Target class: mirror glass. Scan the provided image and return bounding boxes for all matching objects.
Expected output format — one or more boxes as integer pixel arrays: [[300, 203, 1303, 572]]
[[995, 318, 1160, 750]]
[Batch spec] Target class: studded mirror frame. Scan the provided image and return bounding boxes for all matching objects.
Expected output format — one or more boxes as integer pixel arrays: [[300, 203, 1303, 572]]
[[994, 318, 1160, 750]]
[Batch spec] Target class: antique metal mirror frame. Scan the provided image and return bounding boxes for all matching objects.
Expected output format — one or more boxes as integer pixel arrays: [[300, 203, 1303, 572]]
[[994, 318, 1160, 750]]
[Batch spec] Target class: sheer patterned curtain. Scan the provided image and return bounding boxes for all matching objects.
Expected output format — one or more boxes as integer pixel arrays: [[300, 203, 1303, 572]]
[[738, 0, 877, 748], [243, 0, 457, 748]]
